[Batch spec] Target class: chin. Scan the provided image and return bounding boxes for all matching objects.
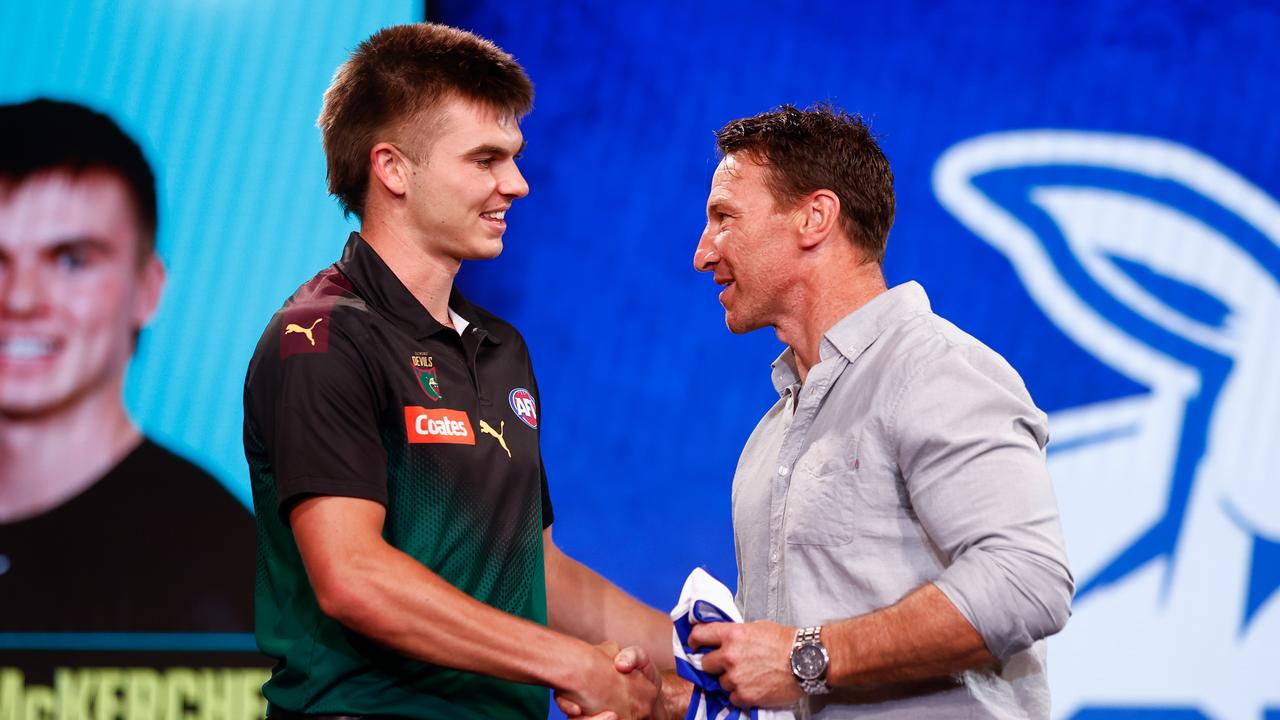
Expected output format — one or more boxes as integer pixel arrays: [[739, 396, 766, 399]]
[[463, 238, 504, 260], [723, 311, 764, 335]]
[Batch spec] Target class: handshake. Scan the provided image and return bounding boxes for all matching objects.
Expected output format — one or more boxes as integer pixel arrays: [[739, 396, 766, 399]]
[[553, 642, 669, 720], [553, 620, 805, 720]]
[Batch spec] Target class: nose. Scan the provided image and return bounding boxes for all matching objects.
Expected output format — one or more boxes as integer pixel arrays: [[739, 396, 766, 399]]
[[693, 224, 718, 272], [498, 161, 529, 200], [0, 258, 47, 318]]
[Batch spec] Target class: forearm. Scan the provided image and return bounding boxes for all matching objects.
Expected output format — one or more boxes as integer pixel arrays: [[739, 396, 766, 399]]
[[545, 538, 674, 670], [321, 541, 600, 690], [825, 582, 994, 688]]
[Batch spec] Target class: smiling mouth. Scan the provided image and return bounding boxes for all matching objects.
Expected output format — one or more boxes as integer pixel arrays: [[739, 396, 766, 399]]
[[480, 209, 508, 222], [716, 278, 735, 304], [0, 337, 59, 362]]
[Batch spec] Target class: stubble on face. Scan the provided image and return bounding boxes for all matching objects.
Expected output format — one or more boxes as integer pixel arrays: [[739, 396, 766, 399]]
[[701, 154, 797, 335]]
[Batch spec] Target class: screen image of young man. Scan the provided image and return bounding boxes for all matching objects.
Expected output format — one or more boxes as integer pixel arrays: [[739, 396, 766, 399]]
[[243, 24, 676, 720], [0, 100, 257, 649]]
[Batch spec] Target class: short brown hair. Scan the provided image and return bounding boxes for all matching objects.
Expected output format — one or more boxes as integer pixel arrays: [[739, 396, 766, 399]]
[[0, 99, 158, 262], [317, 23, 534, 219], [715, 104, 895, 264]]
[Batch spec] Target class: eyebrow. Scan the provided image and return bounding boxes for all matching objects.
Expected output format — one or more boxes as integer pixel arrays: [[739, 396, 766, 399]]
[[44, 237, 114, 255], [707, 198, 734, 215], [463, 140, 527, 158]]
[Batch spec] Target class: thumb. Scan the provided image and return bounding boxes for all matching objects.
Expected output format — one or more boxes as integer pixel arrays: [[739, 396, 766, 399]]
[[614, 645, 651, 673]]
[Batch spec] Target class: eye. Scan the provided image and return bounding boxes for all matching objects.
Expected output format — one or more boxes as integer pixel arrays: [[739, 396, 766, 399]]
[[475, 157, 494, 169], [54, 245, 93, 271]]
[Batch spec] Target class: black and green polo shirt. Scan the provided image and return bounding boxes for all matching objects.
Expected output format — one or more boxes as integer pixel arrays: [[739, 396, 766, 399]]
[[243, 232, 553, 719]]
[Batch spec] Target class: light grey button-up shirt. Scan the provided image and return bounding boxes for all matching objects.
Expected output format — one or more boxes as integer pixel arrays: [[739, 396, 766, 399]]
[[732, 282, 1073, 719]]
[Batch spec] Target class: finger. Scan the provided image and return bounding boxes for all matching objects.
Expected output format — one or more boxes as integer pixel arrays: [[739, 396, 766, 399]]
[[581, 714, 617, 720], [700, 648, 725, 676], [687, 622, 723, 651], [597, 640, 622, 657], [554, 696, 582, 716]]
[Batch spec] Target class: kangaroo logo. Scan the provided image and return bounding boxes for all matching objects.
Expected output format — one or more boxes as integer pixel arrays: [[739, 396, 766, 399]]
[[934, 130, 1280, 718], [479, 420, 510, 459], [284, 317, 323, 346]]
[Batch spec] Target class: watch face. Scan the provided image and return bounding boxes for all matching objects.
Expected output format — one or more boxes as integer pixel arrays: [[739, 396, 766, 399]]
[[792, 643, 826, 680]]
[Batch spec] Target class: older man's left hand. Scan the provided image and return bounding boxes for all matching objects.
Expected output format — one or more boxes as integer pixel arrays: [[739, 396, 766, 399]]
[[687, 620, 803, 709]]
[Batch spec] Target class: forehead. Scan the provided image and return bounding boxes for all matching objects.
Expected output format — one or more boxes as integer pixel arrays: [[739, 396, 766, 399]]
[[0, 171, 142, 249], [708, 153, 771, 204], [419, 95, 524, 155]]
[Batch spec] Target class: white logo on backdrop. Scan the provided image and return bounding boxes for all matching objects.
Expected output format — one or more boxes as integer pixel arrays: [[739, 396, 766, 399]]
[[934, 131, 1280, 719]]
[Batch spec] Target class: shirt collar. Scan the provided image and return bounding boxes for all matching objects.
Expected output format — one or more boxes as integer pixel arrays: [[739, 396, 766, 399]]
[[335, 232, 500, 343], [826, 281, 930, 362], [768, 281, 931, 396]]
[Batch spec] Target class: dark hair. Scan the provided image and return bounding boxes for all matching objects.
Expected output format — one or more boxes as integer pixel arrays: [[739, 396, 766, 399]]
[[317, 23, 534, 220], [0, 98, 158, 257], [715, 104, 895, 264]]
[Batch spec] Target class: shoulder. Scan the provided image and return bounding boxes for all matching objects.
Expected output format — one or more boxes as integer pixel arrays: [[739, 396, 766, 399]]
[[248, 266, 374, 376], [122, 438, 217, 481], [876, 311, 1029, 397], [112, 439, 256, 527]]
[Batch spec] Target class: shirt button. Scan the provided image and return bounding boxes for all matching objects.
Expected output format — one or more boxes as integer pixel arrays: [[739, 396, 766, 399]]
[[778, 465, 789, 476], [770, 552, 779, 563]]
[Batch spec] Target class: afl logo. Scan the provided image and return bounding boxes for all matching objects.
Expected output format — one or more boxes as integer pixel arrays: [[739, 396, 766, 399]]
[[509, 388, 538, 429]]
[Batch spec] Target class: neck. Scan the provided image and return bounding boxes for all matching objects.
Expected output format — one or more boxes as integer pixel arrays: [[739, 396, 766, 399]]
[[0, 389, 141, 522], [360, 215, 459, 326], [776, 261, 887, 382]]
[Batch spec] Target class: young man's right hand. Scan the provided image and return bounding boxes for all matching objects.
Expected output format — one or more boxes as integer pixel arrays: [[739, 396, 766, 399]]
[[556, 643, 666, 720]]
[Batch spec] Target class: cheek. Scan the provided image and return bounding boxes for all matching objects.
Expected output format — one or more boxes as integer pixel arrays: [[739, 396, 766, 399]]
[[59, 272, 136, 328]]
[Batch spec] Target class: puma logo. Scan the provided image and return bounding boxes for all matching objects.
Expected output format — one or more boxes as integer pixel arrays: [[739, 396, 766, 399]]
[[479, 420, 510, 459], [284, 318, 323, 346]]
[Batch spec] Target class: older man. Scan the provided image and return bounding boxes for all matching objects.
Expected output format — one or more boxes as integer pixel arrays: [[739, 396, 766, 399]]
[[683, 105, 1074, 719]]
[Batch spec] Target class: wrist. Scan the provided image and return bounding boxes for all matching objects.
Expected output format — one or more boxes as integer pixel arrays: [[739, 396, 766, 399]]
[[789, 625, 831, 695], [549, 636, 608, 693], [661, 672, 691, 718]]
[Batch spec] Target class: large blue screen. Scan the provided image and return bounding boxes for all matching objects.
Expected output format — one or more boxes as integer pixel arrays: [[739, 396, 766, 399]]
[[437, 3, 1280, 717]]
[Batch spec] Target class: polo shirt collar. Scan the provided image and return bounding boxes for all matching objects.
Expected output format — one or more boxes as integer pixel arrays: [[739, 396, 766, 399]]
[[769, 281, 931, 396], [335, 232, 500, 343]]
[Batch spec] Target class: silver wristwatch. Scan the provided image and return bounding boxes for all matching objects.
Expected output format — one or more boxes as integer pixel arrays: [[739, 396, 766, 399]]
[[789, 625, 831, 695]]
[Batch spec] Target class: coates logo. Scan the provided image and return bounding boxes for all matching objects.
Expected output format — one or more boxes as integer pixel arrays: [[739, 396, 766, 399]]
[[935, 130, 1280, 718], [404, 407, 475, 445], [509, 388, 538, 429]]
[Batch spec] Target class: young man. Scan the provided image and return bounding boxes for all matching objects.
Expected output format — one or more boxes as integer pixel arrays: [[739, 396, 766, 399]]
[[681, 105, 1074, 718], [0, 99, 255, 636], [244, 24, 669, 720]]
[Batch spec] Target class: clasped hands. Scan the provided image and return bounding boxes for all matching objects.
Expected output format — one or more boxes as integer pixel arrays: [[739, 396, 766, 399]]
[[556, 620, 802, 720], [555, 642, 664, 720]]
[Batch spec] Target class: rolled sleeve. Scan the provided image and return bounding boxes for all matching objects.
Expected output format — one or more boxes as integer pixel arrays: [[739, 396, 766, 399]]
[[892, 343, 1074, 661]]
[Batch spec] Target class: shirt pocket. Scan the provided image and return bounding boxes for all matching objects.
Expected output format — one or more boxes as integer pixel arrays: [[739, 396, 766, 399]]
[[785, 435, 858, 547]]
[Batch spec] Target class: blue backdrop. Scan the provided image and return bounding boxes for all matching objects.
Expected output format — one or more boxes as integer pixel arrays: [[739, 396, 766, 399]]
[[437, 2, 1280, 717], [3, 1, 1276, 717]]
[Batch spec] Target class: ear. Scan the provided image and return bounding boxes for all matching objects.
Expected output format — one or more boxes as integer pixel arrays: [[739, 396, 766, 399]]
[[132, 251, 166, 328], [794, 189, 840, 250], [369, 142, 411, 198]]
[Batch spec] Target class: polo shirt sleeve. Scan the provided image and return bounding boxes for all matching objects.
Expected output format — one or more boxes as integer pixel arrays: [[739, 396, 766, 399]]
[[264, 320, 388, 518], [892, 343, 1074, 662]]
